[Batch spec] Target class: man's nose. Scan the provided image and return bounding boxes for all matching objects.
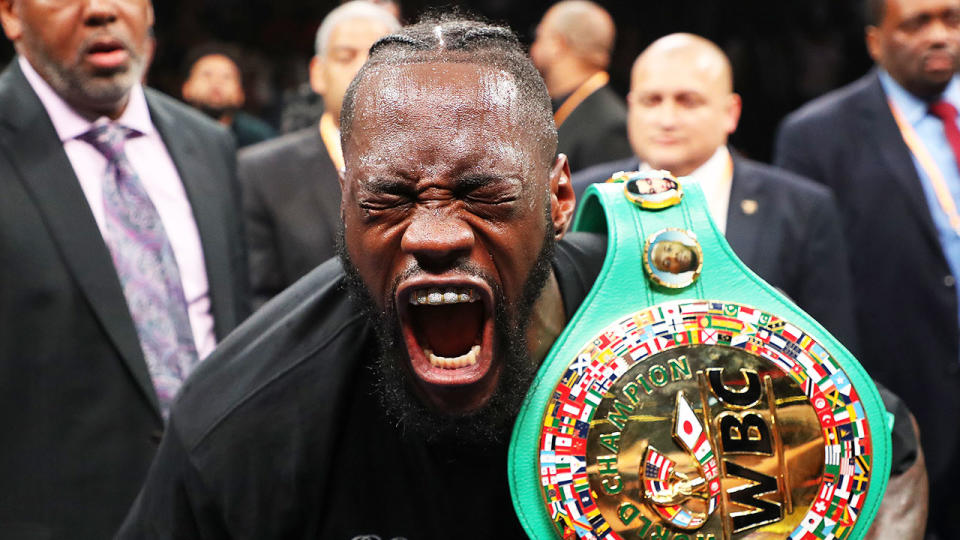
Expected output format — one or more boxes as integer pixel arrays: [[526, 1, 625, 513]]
[[652, 100, 679, 126], [83, 0, 119, 26], [401, 208, 475, 271]]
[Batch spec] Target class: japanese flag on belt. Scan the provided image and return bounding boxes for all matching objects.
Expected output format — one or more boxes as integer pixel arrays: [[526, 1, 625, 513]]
[[674, 392, 704, 450]]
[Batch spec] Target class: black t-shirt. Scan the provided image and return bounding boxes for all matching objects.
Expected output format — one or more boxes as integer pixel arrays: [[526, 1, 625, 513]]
[[119, 232, 915, 539], [118, 233, 605, 539]]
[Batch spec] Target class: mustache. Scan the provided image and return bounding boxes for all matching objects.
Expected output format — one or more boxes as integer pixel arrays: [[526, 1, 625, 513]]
[[389, 260, 499, 299]]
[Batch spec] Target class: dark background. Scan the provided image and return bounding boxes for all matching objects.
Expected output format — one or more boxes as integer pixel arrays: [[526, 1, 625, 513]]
[[0, 0, 874, 161]]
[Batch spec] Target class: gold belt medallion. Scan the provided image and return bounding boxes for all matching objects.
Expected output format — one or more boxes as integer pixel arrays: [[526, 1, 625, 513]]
[[538, 301, 873, 540]]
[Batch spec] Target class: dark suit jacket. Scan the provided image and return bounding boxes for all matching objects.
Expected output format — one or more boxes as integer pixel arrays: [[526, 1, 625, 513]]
[[0, 60, 248, 540], [775, 70, 960, 537], [239, 127, 342, 309], [557, 84, 632, 174], [571, 153, 859, 351]]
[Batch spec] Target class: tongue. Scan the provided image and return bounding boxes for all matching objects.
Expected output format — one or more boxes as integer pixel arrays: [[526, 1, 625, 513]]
[[411, 302, 484, 358]]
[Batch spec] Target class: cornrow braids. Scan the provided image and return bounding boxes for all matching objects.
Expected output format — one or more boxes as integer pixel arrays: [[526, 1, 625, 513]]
[[341, 14, 558, 168]]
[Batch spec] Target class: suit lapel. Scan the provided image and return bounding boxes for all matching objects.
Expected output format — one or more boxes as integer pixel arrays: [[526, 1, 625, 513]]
[[0, 62, 161, 416], [859, 73, 941, 243], [147, 91, 236, 339], [724, 154, 762, 268]]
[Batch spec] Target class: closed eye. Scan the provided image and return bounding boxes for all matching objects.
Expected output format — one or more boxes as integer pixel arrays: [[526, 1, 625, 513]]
[[457, 175, 523, 204], [357, 178, 417, 211]]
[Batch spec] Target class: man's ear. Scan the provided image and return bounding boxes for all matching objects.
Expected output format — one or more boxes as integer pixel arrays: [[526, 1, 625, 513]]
[[309, 56, 326, 95], [865, 26, 882, 64], [0, 0, 22, 43], [549, 153, 576, 239], [725, 92, 743, 136]]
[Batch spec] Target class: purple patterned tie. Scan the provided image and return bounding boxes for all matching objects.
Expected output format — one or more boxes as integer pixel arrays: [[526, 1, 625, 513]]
[[80, 118, 198, 417]]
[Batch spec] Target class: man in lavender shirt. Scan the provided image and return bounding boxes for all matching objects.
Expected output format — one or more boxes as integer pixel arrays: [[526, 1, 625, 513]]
[[0, 0, 248, 538]]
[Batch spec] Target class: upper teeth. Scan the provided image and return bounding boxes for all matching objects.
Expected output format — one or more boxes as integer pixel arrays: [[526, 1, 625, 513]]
[[409, 287, 479, 305]]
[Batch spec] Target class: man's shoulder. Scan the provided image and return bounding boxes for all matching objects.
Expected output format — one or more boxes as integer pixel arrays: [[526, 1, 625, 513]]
[[566, 84, 627, 127], [233, 111, 276, 139], [239, 127, 327, 175], [735, 156, 834, 203], [170, 258, 369, 449], [144, 88, 231, 141], [780, 72, 879, 131], [554, 232, 607, 318], [584, 84, 627, 115]]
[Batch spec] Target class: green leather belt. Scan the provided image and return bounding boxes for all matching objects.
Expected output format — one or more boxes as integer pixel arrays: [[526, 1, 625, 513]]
[[509, 177, 890, 540]]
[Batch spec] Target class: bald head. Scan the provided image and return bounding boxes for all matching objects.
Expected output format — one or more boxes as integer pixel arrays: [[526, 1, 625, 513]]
[[531, 1, 615, 94], [626, 33, 741, 177], [633, 33, 732, 94], [545, 1, 614, 65]]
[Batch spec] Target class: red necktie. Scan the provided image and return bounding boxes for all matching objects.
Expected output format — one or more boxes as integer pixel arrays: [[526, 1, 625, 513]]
[[930, 100, 960, 173]]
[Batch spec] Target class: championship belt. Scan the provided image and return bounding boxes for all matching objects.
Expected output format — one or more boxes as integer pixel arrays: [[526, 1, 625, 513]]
[[509, 173, 891, 540]]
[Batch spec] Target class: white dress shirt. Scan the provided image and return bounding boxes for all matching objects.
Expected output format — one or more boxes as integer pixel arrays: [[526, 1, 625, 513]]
[[20, 56, 216, 359], [641, 145, 733, 233]]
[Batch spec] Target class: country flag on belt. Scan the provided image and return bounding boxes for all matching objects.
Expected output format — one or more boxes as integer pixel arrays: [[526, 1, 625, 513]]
[[797, 351, 828, 379], [765, 318, 786, 332], [737, 305, 761, 324], [635, 311, 655, 327], [610, 356, 631, 377], [781, 323, 804, 342], [825, 444, 842, 466], [681, 301, 709, 314], [584, 388, 603, 407], [700, 328, 719, 344], [830, 371, 852, 396], [644, 447, 673, 482], [674, 393, 704, 450], [769, 333, 788, 350], [712, 316, 743, 332], [569, 353, 591, 376]]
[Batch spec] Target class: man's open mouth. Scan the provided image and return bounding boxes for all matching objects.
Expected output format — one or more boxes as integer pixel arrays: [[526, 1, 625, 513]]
[[397, 278, 496, 386], [83, 37, 130, 71]]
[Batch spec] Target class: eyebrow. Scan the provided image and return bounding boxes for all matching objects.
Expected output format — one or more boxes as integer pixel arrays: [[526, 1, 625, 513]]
[[360, 176, 416, 192]]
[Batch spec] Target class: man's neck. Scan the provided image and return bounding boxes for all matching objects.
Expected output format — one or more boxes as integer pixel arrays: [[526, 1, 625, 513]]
[[526, 270, 566, 368], [546, 63, 602, 100]]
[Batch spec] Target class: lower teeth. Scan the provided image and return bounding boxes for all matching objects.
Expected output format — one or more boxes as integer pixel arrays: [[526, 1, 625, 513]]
[[426, 345, 481, 369]]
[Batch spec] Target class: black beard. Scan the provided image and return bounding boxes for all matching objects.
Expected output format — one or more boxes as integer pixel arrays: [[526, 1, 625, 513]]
[[337, 221, 556, 446]]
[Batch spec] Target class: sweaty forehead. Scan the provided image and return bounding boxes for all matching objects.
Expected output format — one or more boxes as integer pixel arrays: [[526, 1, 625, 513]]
[[352, 62, 523, 134], [345, 61, 539, 174]]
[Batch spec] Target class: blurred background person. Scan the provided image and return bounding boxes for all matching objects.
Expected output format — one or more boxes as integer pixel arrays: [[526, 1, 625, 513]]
[[775, 1, 960, 537], [530, 0, 631, 173], [182, 43, 276, 148], [574, 33, 860, 351], [279, 0, 403, 133], [240, 1, 400, 310], [0, 0, 248, 536]]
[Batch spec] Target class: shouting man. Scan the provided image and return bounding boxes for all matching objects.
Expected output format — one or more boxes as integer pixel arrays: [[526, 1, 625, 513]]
[[120, 17, 583, 539]]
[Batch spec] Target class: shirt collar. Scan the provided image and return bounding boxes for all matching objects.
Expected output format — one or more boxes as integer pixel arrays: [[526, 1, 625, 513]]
[[639, 146, 729, 183], [19, 55, 155, 141], [685, 145, 731, 185], [878, 67, 960, 126]]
